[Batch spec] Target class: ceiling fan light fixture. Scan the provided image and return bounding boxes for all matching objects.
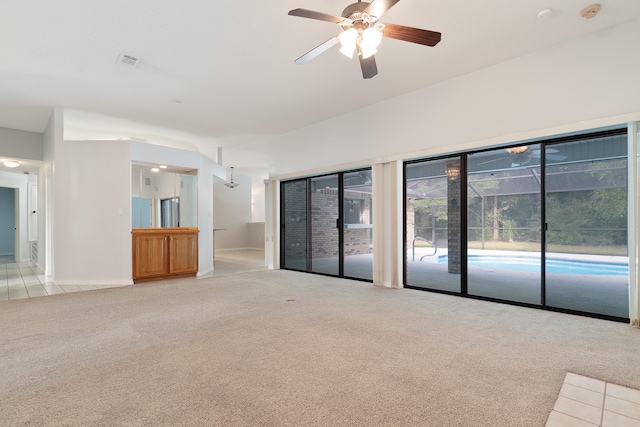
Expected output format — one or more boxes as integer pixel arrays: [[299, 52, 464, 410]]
[[360, 44, 377, 59], [506, 146, 528, 154], [359, 26, 383, 59], [362, 26, 383, 48], [339, 28, 358, 58]]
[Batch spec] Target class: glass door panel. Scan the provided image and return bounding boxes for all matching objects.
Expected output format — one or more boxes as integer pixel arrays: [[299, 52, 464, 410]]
[[344, 170, 373, 280], [310, 175, 340, 276], [467, 145, 542, 304], [545, 135, 629, 318], [405, 158, 461, 293], [282, 180, 308, 271]]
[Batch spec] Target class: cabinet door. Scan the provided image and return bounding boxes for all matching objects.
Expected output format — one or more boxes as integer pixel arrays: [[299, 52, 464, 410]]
[[169, 233, 198, 274], [133, 234, 169, 279]]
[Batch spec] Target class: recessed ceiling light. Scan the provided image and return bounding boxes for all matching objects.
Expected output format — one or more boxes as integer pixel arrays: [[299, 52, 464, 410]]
[[151, 168, 160, 172], [4, 160, 20, 168], [537, 8, 552, 20], [159, 165, 168, 169]]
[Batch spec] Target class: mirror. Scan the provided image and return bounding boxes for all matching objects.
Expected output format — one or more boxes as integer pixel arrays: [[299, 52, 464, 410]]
[[132, 163, 198, 229]]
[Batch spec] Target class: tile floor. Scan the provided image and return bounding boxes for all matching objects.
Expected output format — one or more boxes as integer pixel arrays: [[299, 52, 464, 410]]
[[547, 372, 640, 427], [0, 258, 129, 301]]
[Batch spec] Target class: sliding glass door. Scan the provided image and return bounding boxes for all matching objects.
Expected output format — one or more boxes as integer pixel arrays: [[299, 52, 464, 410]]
[[281, 169, 373, 281], [466, 145, 542, 305], [405, 157, 461, 292], [310, 175, 340, 275], [404, 129, 629, 320], [281, 179, 308, 271], [343, 170, 373, 280], [544, 134, 628, 318]]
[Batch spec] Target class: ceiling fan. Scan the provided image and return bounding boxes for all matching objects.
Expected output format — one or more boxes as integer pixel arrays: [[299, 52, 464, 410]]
[[288, 0, 442, 79]]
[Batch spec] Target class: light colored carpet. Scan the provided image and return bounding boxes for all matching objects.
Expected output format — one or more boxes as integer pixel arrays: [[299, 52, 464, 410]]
[[1, 270, 638, 426]]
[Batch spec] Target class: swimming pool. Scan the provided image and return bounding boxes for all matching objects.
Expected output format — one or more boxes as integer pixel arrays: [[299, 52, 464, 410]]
[[437, 254, 628, 276]]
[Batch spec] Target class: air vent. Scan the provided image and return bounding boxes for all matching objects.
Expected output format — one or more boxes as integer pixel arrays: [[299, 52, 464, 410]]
[[145, 178, 151, 186], [30, 242, 38, 262], [116, 52, 140, 69]]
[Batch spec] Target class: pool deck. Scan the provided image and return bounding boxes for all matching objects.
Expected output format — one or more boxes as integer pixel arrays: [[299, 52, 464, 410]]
[[285, 249, 630, 319], [407, 248, 629, 319]]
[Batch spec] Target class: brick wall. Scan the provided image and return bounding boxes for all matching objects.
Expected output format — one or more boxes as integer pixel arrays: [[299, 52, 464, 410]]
[[446, 160, 461, 274], [283, 185, 373, 261], [343, 190, 372, 256], [311, 189, 340, 258]]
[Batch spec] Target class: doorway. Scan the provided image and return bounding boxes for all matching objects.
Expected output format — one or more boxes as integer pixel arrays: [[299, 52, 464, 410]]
[[0, 187, 16, 262]]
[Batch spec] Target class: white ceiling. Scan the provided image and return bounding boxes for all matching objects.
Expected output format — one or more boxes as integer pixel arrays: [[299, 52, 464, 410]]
[[1, 1, 639, 172]]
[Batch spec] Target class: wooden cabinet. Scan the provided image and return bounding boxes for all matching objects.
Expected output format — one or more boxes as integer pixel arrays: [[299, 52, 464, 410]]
[[132, 228, 198, 283]]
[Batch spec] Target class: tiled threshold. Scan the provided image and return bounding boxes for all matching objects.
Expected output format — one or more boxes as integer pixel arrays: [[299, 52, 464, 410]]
[[547, 373, 640, 427]]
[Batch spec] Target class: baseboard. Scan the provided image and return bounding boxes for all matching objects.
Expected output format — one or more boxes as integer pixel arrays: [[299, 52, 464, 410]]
[[374, 281, 401, 289], [216, 248, 265, 252], [197, 267, 215, 277], [54, 279, 134, 286]]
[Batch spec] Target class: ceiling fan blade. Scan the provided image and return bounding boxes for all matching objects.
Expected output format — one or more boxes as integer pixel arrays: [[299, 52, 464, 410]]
[[288, 8, 345, 24], [364, 0, 401, 19], [294, 36, 340, 65], [382, 23, 441, 46], [358, 51, 378, 79], [531, 148, 566, 161]]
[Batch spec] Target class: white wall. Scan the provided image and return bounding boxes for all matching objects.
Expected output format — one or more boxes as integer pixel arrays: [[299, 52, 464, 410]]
[[213, 171, 252, 250], [0, 127, 43, 160], [268, 19, 640, 178], [248, 222, 265, 250], [251, 177, 266, 223], [54, 140, 132, 284], [197, 155, 217, 276], [40, 107, 62, 276]]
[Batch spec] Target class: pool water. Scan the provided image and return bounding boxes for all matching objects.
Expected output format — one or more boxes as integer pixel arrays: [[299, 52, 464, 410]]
[[437, 255, 628, 276]]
